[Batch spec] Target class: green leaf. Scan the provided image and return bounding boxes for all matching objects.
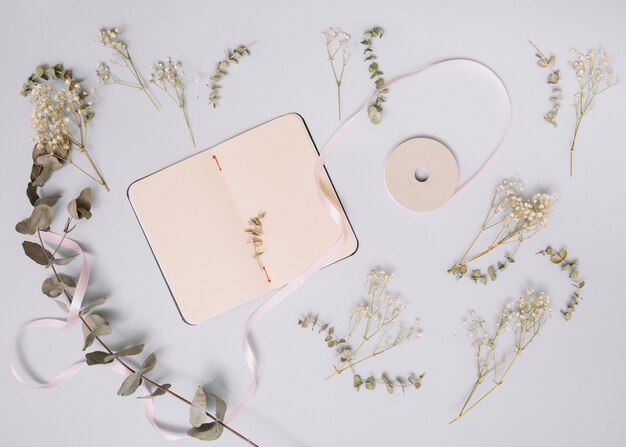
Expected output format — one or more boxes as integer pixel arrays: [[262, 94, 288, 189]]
[[487, 266, 496, 281], [22, 241, 53, 265], [353, 375, 363, 391], [365, 376, 376, 390]]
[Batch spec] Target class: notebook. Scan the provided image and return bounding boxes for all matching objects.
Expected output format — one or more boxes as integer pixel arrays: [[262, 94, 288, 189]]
[[128, 113, 358, 324]]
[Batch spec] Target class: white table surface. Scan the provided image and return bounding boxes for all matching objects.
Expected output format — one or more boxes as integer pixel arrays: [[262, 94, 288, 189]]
[[1, 0, 625, 446]]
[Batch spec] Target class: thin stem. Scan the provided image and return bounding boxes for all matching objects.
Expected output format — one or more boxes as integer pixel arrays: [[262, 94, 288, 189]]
[[34, 230, 258, 447]]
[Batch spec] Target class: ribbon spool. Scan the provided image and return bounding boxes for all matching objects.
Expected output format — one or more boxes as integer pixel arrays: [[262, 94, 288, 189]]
[[384, 137, 459, 211]]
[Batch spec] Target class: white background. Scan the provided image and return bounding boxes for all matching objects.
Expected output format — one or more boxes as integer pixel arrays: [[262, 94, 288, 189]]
[[1, 1, 625, 446]]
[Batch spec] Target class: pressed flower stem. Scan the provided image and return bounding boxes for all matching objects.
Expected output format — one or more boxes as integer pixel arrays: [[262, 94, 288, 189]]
[[35, 230, 258, 447], [569, 115, 583, 177], [449, 351, 521, 424]]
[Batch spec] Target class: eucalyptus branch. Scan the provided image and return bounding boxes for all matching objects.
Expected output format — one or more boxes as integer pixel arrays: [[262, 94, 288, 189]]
[[529, 40, 561, 127], [537, 246, 586, 320], [16, 191, 258, 444], [361, 27, 387, 124], [208, 45, 251, 108]]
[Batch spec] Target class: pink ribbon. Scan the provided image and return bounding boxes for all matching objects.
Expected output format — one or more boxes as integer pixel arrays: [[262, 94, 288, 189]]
[[10, 231, 186, 440], [226, 58, 512, 423]]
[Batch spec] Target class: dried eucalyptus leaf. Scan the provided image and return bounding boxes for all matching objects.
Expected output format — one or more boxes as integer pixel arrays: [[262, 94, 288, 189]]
[[67, 187, 92, 220], [487, 266, 497, 281], [213, 394, 227, 421], [190, 386, 208, 427], [104, 344, 145, 363], [365, 377, 376, 390], [53, 299, 69, 313], [34, 195, 62, 207], [46, 254, 78, 268], [16, 204, 55, 235], [79, 297, 107, 316], [22, 241, 53, 265], [82, 314, 111, 350], [187, 422, 224, 441], [117, 372, 142, 396], [140, 352, 157, 374], [85, 351, 114, 365], [137, 383, 171, 399], [27, 182, 39, 205], [83, 324, 112, 350], [353, 374, 363, 390], [42, 274, 75, 297]]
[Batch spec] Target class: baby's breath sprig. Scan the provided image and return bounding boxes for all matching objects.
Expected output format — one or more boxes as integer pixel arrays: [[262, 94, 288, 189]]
[[20, 64, 109, 192], [96, 27, 159, 111], [149, 58, 196, 147], [529, 40, 561, 127], [448, 178, 557, 285], [568, 48, 617, 177], [208, 45, 251, 108], [361, 27, 387, 125], [450, 289, 552, 424], [245, 211, 266, 270], [537, 246, 586, 321], [298, 271, 424, 394], [321, 27, 355, 120]]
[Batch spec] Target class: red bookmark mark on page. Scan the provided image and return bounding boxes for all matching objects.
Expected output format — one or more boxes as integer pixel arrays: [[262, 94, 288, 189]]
[[212, 154, 222, 171], [262, 266, 271, 283]]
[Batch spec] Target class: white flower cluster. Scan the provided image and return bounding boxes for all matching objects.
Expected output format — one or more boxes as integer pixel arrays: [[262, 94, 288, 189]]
[[29, 84, 71, 154], [494, 178, 557, 236], [321, 26, 354, 64], [98, 27, 128, 56], [570, 48, 616, 91], [149, 58, 185, 93], [354, 271, 422, 347], [95, 63, 112, 84], [465, 289, 551, 373]]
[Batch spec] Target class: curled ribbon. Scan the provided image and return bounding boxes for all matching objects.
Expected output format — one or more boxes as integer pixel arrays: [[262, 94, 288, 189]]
[[10, 231, 186, 440], [226, 58, 512, 422]]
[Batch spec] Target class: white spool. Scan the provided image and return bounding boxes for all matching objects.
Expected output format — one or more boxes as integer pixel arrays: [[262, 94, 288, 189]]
[[384, 137, 459, 211]]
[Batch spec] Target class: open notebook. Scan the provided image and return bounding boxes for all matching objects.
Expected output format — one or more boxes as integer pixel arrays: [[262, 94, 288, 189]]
[[128, 114, 358, 324]]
